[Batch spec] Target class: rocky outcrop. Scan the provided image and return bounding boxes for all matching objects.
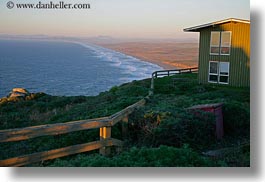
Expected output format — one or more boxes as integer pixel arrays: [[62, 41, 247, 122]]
[[8, 88, 30, 98], [0, 88, 30, 104], [0, 88, 46, 104]]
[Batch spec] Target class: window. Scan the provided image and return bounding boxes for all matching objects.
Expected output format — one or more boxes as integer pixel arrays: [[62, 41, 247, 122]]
[[209, 61, 218, 82], [220, 32, 231, 55], [208, 61, 230, 84], [210, 32, 220, 55], [219, 62, 229, 84], [210, 31, 231, 55]]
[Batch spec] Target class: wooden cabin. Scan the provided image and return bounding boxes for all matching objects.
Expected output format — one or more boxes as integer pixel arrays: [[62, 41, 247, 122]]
[[184, 18, 250, 87]]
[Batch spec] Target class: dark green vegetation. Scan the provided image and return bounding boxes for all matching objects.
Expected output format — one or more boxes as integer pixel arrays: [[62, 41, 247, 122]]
[[0, 73, 250, 167], [49, 145, 223, 167]]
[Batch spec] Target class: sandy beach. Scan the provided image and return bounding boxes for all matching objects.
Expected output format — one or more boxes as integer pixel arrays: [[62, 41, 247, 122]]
[[94, 41, 199, 70]]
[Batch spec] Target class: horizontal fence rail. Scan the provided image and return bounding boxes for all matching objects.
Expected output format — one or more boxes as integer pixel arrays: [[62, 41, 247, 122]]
[[0, 138, 123, 167], [0, 117, 111, 143], [152, 67, 198, 78], [110, 98, 146, 125]]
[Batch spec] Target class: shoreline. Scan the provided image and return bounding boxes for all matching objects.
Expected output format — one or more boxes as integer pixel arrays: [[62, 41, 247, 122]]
[[92, 42, 198, 70], [117, 54, 177, 70], [74, 41, 167, 70], [74, 41, 164, 71], [92, 43, 177, 70]]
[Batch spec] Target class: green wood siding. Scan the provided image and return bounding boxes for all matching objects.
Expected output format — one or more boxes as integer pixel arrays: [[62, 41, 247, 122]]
[[198, 22, 250, 87]]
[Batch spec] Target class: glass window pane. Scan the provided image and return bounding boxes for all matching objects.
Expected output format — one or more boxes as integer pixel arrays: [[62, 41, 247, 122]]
[[219, 62, 229, 75], [220, 47, 230, 55], [219, 76, 229, 83], [210, 47, 220, 54], [211, 32, 220, 46], [221, 32, 231, 47], [209, 62, 218, 74], [209, 75, 218, 82]]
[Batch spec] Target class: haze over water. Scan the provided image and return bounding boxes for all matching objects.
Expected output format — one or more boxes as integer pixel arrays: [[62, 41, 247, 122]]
[[0, 39, 162, 97]]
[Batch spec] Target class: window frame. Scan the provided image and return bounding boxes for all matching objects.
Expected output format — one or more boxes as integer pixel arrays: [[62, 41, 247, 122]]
[[218, 62, 230, 84], [208, 61, 219, 83], [210, 31, 221, 55], [209, 31, 232, 56], [220, 31, 232, 55], [208, 61, 230, 84]]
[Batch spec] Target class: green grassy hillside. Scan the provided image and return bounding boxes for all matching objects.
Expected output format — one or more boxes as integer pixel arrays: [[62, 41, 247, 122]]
[[0, 73, 250, 167]]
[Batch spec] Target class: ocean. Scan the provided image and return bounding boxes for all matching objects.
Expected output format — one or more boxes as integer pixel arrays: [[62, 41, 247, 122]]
[[0, 39, 162, 98]]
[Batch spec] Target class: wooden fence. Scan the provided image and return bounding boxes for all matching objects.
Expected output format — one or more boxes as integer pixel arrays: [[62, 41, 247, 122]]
[[0, 67, 197, 167], [152, 67, 198, 78], [149, 67, 198, 95], [0, 97, 147, 167]]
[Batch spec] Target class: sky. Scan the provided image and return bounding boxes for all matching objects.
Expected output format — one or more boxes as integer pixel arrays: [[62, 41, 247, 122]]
[[0, 0, 250, 39]]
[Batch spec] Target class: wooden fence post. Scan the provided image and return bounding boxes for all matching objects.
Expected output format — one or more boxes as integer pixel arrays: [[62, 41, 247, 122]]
[[149, 77, 154, 96], [99, 127, 111, 156]]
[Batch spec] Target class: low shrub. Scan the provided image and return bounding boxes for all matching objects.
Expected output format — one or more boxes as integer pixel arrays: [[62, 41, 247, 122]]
[[128, 109, 216, 150], [223, 101, 250, 137], [48, 145, 219, 167]]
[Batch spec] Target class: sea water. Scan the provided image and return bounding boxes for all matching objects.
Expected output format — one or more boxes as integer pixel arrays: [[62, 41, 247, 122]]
[[0, 39, 162, 97]]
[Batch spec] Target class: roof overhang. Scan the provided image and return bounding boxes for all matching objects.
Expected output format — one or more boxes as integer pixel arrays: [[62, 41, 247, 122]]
[[183, 18, 250, 32]]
